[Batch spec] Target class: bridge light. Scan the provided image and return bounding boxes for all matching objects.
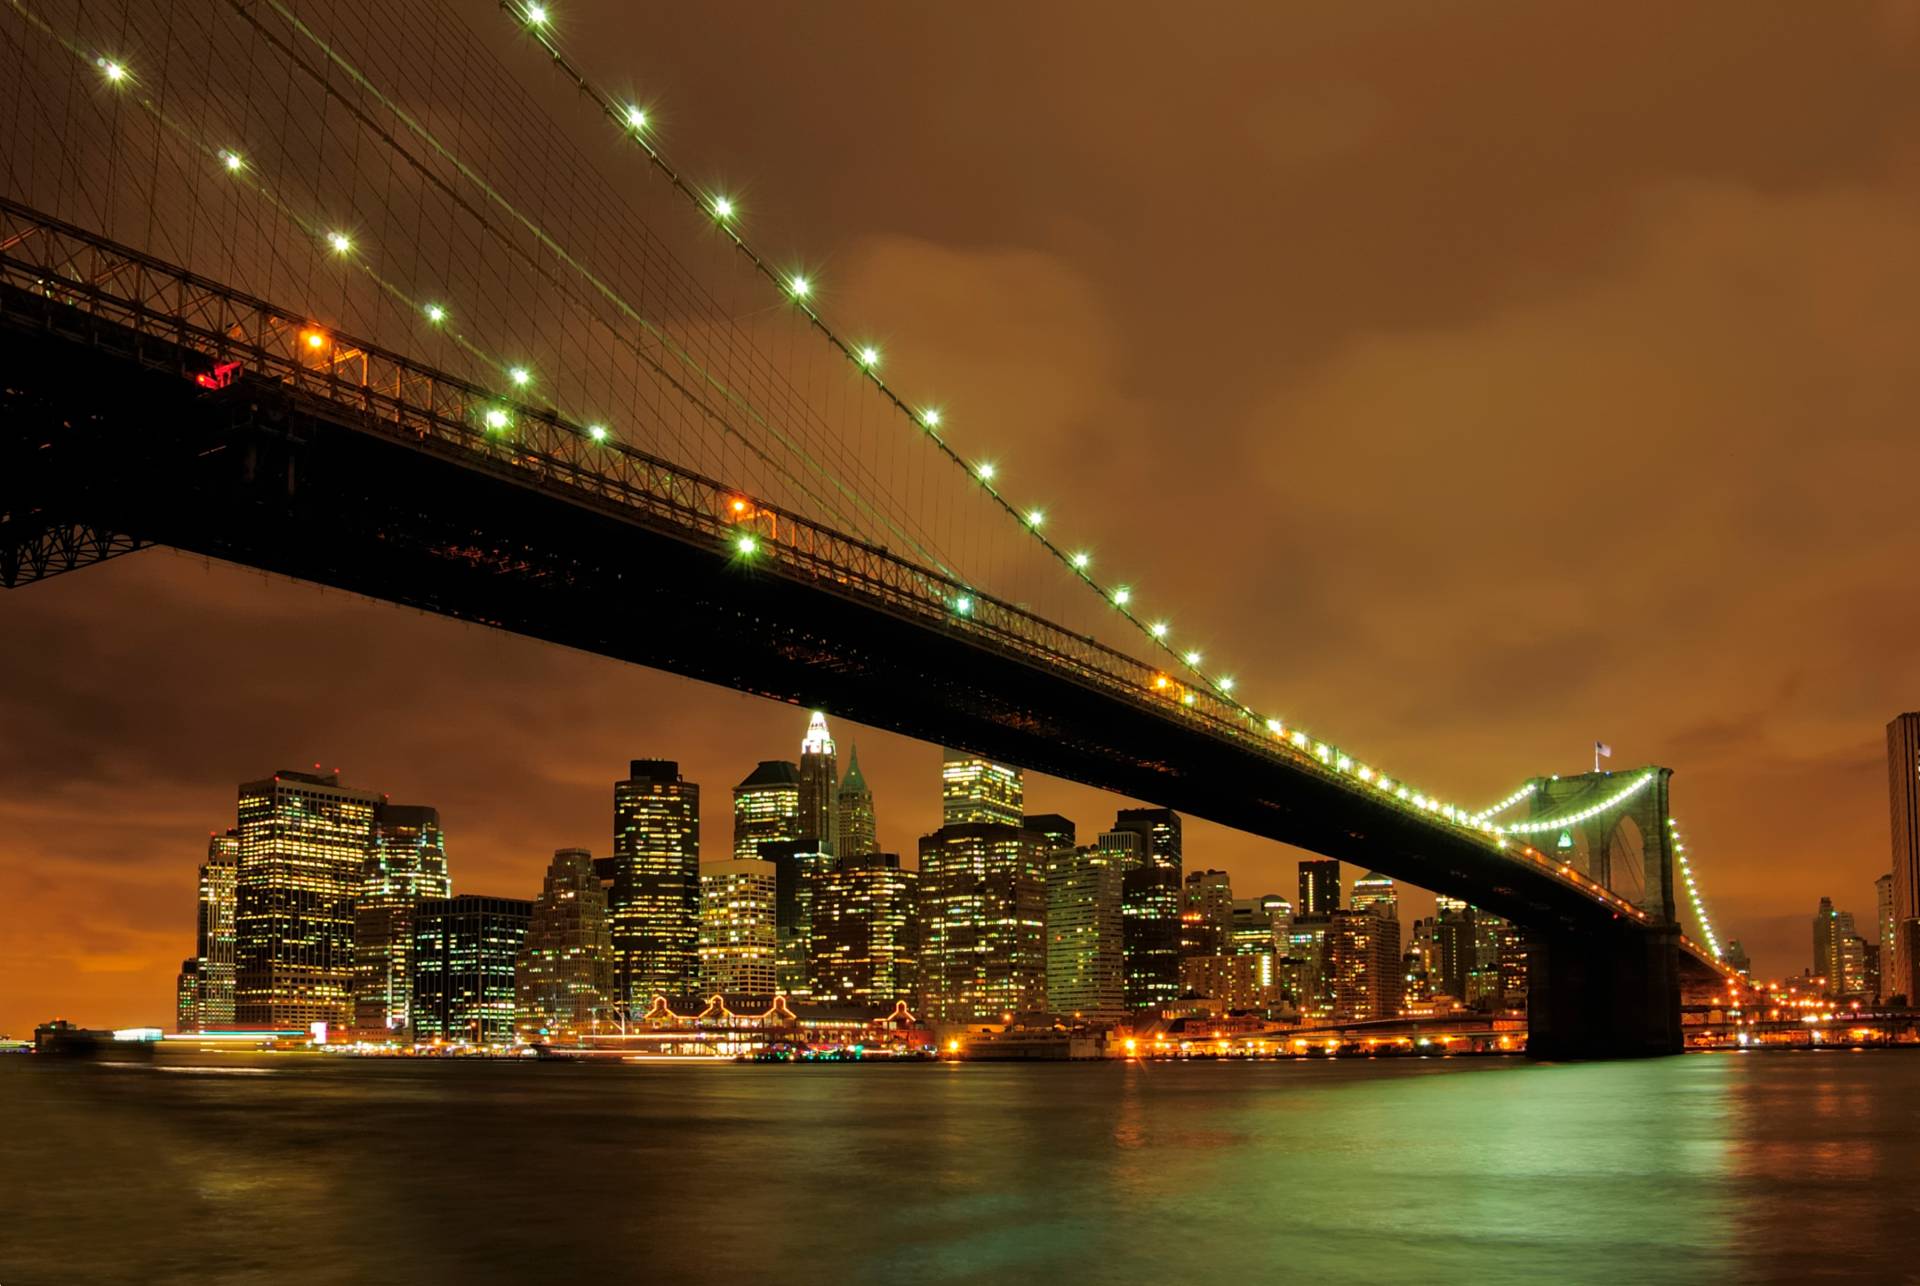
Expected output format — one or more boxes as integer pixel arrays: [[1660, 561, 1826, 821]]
[[712, 195, 735, 220], [588, 424, 608, 442], [1183, 650, 1201, 666], [626, 105, 647, 130], [526, 3, 549, 25], [1182, 693, 1196, 706], [302, 329, 327, 351], [483, 407, 510, 431], [788, 274, 811, 299], [326, 231, 352, 254], [1150, 621, 1168, 638], [1218, 676, 1234, 692], [1112, 587, 1130, 606], [857, 345, 881, 368], [424, 304, 446, 324], [98, 58, 126, 83], [734, 533, 758, 556], [953, 595, 973, 615], [221, 151, 243, 172], [920, 406, 941, 428], [1071, 552, 1090, 570], [508, 366, 531, 387], [976, 462, 996, 481], [1265, 718, 1283, 735], [1026, 509, 1045, 528]]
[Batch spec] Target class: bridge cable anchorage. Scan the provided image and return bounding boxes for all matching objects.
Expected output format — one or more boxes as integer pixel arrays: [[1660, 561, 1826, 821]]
[[1665, 818, 1724, 960], [224, 0, 964, 587], [492, 0, 1513, 841]]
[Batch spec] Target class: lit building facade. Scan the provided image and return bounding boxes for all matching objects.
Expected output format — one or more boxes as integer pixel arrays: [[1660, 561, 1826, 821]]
[[799, 712, 840, 852], [1298, 859, 1341, 917], [940, 749, 1025, 827], [234, 770, 379, 1028], [412, 894, 532, 1046], [1329, 906, 1402, 1021], [918, 821, 1047, 1024], [1350, 871, 1397, 919], [1179, 953, 1276, 1012], [175, 959, 200, 1032], [762, 839, 835, 999], [1109, 807, 1183, 1011], [610, 759, 701, 1011], [836, 745, 878, 858], [1181, 869, 1235, 957], [1814, 897, 1869, 998], [353, 803, 450, 1037], [515, 848, 615, 1043], [809, 853, 920, 1005], [190, 829, 239, 1030], [732, 760, 800, 861], [1877, 872, 1896, 1001], [698, 858, 780, 1000], [1045, 845, 1125, 1022]]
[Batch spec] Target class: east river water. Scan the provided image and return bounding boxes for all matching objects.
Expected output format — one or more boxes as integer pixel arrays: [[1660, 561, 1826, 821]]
[[0, 1050, 1912, 1284]]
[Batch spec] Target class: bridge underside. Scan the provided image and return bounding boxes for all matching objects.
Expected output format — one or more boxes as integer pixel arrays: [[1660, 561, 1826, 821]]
[[1, 292, 1684, 1057]]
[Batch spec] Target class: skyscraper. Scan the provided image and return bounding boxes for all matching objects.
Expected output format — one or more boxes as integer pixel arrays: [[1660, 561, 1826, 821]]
[[1110, 807, 1183, 1011], [762, 838, 836, 999], [918, 820, 1048, 1024], [1350, 871, 1397, 919], [1045, 844, 1125, 1022], [1180, 869, 1235, 957], [234, 770, 379, 1029], [732, 760, 800, 861], [515, 848, 615, 1044], [1330, 907, 1403, 1021], [799, 712, 840, 853], [1887, 713, 1920, 1004], [190, 829, 239, 1030], [1877, 872, 1896, 1002], [610, 759, 701, 1011], [353, 803, 450, 1037], [412, 895, 532, 1046], [697, 858, 780, 1000], [940, 749, 1025, 827], [1298, 859, 1341, 916], [1814, 897, 1869, 998], [175, 959, 200, 1033], [810, 852, 920, 1005], [836, 744, 878, 858], [1431, 903, 1474, 1002]]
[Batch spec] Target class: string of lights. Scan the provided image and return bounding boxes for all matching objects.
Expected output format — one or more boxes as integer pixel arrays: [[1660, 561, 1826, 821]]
[[1470, 782, 1538, 823], [494, 0, 1524, 845], [1491, 773, 1655, 837], [1667, 818, 1724, 960]]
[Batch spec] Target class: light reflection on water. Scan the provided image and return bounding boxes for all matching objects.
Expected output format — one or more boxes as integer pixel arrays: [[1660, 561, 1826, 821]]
[[0, 1051, 1912, 1284]]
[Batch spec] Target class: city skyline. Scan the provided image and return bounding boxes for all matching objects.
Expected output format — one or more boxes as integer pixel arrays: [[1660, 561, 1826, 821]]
[[2, 3, 1915, 1041], [14, 698, 1908, 1037]]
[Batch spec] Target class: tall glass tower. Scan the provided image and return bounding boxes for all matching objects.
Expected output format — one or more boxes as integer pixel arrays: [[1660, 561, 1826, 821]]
[[610, 759, 701, 1011], [798, 712, 840, 853], [515, 848, 615, 1043], [1108, 807, 1183, 1011], [234, 770, 379, 1029], [940, 749, 1024, 826], [733, 760, 800, 861], [836, 743, 878, 859], [191, 829, 239, 1030], [352, 804, 451, 1037]]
